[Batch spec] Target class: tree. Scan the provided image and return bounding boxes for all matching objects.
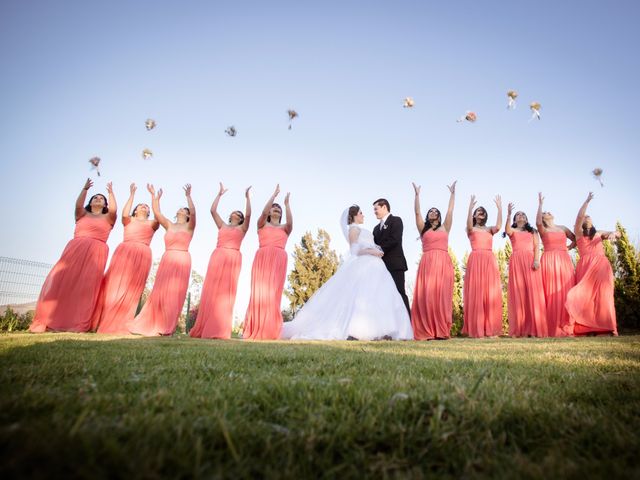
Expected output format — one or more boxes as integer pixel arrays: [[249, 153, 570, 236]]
[[495, 242, 511, 335], [613, 222, 640, 331], [449, 249, 466, 336], [285, 229, 339, 316]]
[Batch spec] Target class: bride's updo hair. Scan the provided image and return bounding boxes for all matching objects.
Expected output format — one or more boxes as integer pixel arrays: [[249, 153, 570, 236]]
[[347, 205, 360, 225]]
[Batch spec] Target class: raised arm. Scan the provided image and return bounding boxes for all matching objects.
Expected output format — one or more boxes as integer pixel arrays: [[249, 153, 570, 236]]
[[210, 182, 227, 229], [412, 182, 425, 234], [75, 178, 92, 221], [505, 202, 515, 236], [148, 184, 170, 230], [257, 184, 280, 229], [443, 180, 457, 232], [105, 182, 117, 226], [491, 195, 503, 235], [466, 195, 476, 234], [535, 192, 546, 235], [573, 192, 594, 239], [184, 183, 196, 231], [122, 183, 136, 226], [241, 186, 252, 233], [283, 192, 293, 235]]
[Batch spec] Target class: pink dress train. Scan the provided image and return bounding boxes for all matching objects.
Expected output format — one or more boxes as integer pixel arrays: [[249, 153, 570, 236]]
[[190, 227, 245, 339], [565, 236, 617, 335], [540, 231, 575, 337], [462, 230, 503, 337], [129, 230, 192, 336], [507, 231, 547, 337], [29, 215, 113, 332], [411, 230, 454, 340], [243, 227, 289, 340], [92, 221, 156, 334]]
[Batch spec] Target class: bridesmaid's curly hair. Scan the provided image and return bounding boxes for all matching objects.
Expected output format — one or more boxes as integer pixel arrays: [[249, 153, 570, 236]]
[[582, 221, 597, 240], [131, 203, 150, 218], [85, 194, 109, 214], [502, 211, 534, 237], [347, 205, 360, 225], [472, 206, 488, 227], [229, 210, 245, 225], [421, 207, 442, 235], [267, 203, 282, 224]]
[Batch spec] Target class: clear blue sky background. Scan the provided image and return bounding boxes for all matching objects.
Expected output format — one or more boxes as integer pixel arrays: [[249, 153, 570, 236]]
[[1, 0, 639, 319]]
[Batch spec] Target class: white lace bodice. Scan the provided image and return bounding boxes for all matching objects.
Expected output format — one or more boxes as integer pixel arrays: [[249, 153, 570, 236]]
[[349, 225, 381, 255]]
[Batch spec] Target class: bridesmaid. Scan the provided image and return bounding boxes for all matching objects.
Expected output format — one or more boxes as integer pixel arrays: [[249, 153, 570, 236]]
[[243, 184, 292, 340], [536, 192, 576, 337], [565, 192, 619, 335], [92, 183, 159, 333], [504, 203, 547, 337], [129, 184, 195, 336], [411, 181, 456, 340], [462, 195, 503, 338], [190, 183, 252, 339], [30, 178, 116, 332]]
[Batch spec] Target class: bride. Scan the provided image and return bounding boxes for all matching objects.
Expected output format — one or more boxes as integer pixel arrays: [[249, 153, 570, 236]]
[[281, 205, 413, 340]]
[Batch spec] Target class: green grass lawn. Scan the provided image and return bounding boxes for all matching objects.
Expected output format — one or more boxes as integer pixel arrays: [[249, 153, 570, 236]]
[[1, 334, 639, 479]]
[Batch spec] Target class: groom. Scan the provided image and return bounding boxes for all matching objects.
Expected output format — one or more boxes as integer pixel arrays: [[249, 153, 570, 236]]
[[372, 198, 411, 316]]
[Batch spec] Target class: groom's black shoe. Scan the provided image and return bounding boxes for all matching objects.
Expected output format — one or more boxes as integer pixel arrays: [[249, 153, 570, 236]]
[[347, 336, 358, 341]]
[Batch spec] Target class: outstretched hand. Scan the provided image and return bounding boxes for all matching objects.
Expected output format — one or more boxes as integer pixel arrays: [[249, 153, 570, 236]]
[[245, 186, 252, 198], [507, 202, 515, 215], [106, 182, 113, 195], [218, 182, 228, 196], [147, 183, 156, 196], [494, 195, 502, 208], [469, 194, 477, 209], [273, 184, 281, 198], [130, 183, 137, 195], [184, 184, 192, 197], [538, 192, 544, 205], [83, 178, 93, 191], [447, 180, 457, 194], [284, 192, 291, 206], [412, 182, 421, 195], [586, 192, 594, 203]]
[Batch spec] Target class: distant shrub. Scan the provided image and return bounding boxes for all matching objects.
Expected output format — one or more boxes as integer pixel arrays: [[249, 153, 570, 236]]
[[0, 307, 33, 332]]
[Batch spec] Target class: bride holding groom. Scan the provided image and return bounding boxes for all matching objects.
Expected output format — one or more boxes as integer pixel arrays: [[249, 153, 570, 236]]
[[281, 199, 413, 340]]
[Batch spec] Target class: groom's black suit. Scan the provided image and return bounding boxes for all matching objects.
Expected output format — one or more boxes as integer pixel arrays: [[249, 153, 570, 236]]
[[373, 215, 411, 315]]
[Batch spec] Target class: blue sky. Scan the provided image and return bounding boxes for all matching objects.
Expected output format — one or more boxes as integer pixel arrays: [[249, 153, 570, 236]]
[[1, 0, 639, 317]]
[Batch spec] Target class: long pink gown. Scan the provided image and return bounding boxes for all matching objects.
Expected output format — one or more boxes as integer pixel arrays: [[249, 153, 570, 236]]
[[190, 227, 245, 339], [243, 226, 289, 340], [411, 230, 454, 340], [129, 229, 192, 336], [507, 230, 548, 337], [462, 230, 503, 337], [540, 231, 575, 337], [29, 215, 113, 332], [565, 236, 617, 335], [92, 221, 156, 334]]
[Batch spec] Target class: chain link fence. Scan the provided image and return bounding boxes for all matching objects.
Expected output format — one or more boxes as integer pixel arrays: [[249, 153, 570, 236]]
[[0, 256, 51, 309]]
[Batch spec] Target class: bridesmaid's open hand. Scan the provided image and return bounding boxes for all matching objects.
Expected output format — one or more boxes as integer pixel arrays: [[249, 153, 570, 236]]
[[218, 182, 228, 196], [447, 180, 457, 194], [284, 192, 291, 206], [412, 182, 421, 195], [245, 186, 252, 198], [184, 184, 192, 197], [130, 183, 137, 195], [83, 178, 93, 191]]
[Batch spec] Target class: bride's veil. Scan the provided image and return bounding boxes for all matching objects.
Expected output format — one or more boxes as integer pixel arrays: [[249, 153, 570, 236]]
[[340, 207, 351, 244]]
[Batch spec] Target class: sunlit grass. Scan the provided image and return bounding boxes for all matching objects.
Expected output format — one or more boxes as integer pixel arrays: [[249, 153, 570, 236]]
[[1, 334, 638, 479]]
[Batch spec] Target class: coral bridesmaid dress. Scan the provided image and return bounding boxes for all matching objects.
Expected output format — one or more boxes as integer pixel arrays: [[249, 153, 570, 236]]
[[190, 227, 245, 339], [29, 215, 113, 332], [540, 231, 575, 336], [129, 229, 192, 336], [462, 230, 503, 337], [565, 236, 617, 335], [243, 226, 289, 340], [92, 221, 156, 334], [507, 231, 548, 337], [411, 230, 454, 340]]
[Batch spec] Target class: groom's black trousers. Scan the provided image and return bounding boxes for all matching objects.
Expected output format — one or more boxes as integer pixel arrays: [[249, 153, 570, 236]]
[[390, 270, 411, 317]]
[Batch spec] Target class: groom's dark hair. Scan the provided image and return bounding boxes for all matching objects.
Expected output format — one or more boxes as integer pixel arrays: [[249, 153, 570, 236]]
[[373, 198, 390, 212]]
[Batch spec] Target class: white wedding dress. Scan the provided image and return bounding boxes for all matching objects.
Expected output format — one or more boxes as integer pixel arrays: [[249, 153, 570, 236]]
[[281, 218, 413, 341]]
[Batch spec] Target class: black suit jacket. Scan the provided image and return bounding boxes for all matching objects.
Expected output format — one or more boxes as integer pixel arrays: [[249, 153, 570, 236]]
[[373, 214, 408, 272]]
